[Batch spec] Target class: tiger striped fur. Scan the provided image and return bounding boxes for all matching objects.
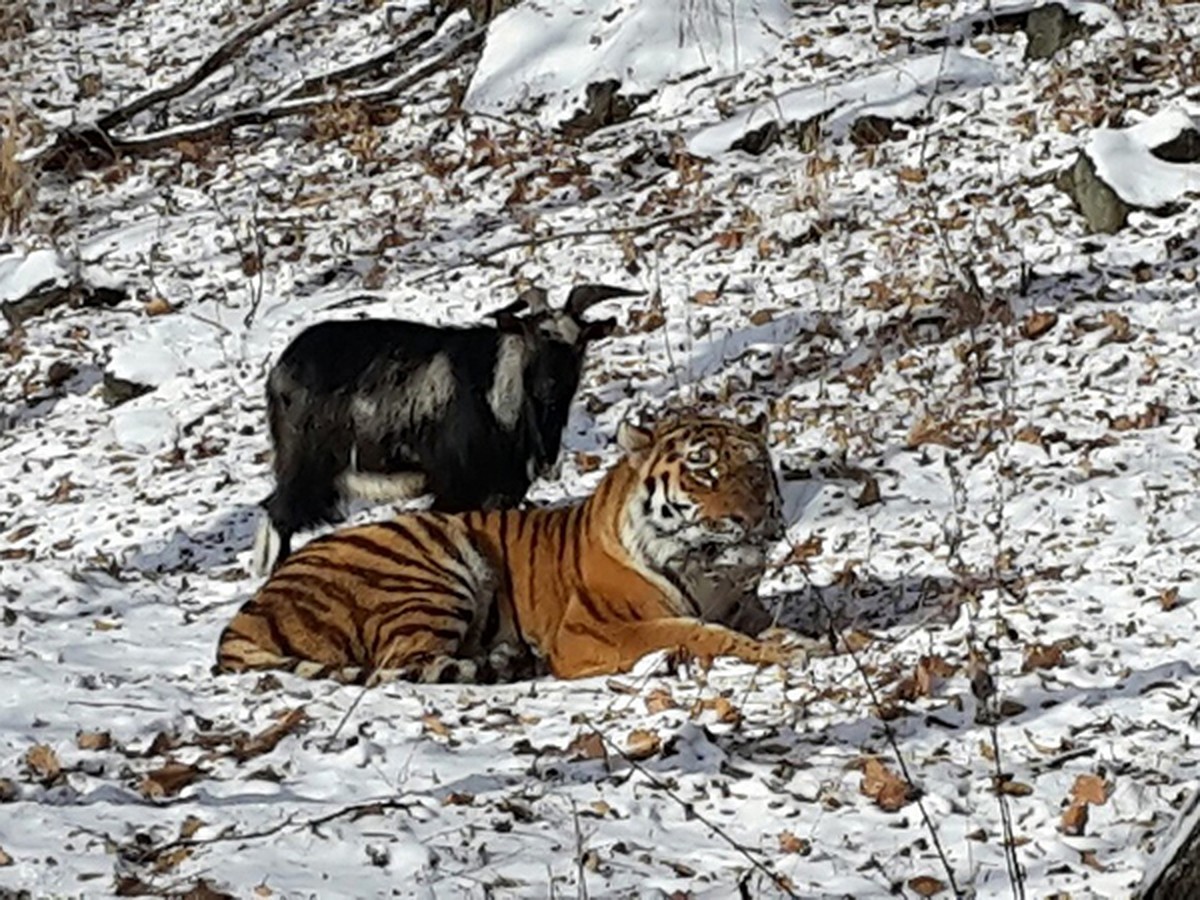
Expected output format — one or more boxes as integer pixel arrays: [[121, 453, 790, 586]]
[[215, 413, 797, 684]]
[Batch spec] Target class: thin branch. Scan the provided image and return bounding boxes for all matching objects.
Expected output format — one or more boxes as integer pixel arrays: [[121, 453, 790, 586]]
[[39, 27, 486, 172], [579, 716, 799, 898], [98, 0, 321, 133], [411, 209, 719, 284], [806, 580, 964, 899]]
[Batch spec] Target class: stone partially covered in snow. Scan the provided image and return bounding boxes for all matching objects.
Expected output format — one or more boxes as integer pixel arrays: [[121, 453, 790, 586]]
[[0, 248, 69, 303], [109, 335, 184, 389], [464, 0, 791, 130], [110, 405, 177, 453], [1060, 108, 1200, 233], [687, 50, 998, 157]]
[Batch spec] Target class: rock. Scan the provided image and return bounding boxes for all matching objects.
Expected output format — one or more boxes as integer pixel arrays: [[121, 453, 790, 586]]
[[1152, 127, 1200, 164], [1023, 3, 1089, 61], [1056, 151, 1130, 234], [561, 80, 648, 139], [730, 120, 781, 156], [102, 373, 154, 407], [849, 115, 904, 147]]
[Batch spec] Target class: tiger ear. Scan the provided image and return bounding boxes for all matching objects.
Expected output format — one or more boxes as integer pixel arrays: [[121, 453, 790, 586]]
[[617, 420, 654, 455]]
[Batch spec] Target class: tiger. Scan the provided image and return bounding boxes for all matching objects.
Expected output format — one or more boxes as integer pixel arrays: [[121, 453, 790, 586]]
[[214, 413, 803, 684]]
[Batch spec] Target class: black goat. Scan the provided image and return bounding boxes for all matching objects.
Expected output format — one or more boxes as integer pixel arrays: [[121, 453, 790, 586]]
[[251, 284, 638, 574]]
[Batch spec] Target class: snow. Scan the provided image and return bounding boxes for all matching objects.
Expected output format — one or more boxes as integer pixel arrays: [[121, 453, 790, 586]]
[[466, 0, 792, 127], [688, 49, 1000, 157], [109, 335, 184, 387], [0, 248, 68, 303], [1087, 107, 1200, 208], [3, 0, 1200, 897]]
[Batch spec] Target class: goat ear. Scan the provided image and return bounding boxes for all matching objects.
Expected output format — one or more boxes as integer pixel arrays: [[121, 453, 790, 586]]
[[617, 419, 655, 455], [580, 317, 618, 344]]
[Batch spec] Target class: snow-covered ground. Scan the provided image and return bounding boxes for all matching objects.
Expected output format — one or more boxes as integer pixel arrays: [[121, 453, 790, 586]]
[[3, 1, 1200, 896]]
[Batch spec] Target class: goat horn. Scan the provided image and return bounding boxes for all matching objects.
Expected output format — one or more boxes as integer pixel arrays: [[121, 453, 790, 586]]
[[565, 284, 644, 317]]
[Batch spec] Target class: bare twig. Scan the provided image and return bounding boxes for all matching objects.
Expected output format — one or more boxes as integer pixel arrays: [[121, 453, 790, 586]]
[[98, 0, 321, 133], [805, 581, 964, 899], [579, 716, 799, 898], [411, 209, 719, 284], [40, 27, 486, 172]]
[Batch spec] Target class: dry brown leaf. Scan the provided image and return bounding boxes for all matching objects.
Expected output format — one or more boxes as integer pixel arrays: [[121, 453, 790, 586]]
[[1160, 587, 1181, 611], [179, 815, 205, 839], [0, 846, 11, 866], [625, 729, 662, 761], [778, 831, 811, 855], [994, 777, 1033, 797], [153, 846, 192, 874], [776, 535, 824, 572], [748, 308, 775, 326], [1099, 310, 1132, 344], [1071, 773, 1110, 806], [644, 687, 676, 714], [442, 792, 474, 806], [590, 800, 612, 817], [1108, 402, 1168, 432], [253, 885, 273, 898], [1060, 800, 1088, 836], [1081, 850, 1107, 871], [907, 416, 955, 449], [567, 732, 606, 761], [713, 230, 744, 251], [1014, 425, 1044, 446], [898, 166, 927, 183], [77, 730, 111, 751], [1022, 642, 1066, 672], [575, 452, 602, 473], [1020, 311, 1058, 340], [233, 708, 308, 761], [420, 712, 450, 739], [860, 757, 911, 811], [692, 290, 721, 306], [25, 744, 61, 782], [907, 875, 947, 897], [145, 296, 175, 317], [842, 630, 873, 653], [139, 762, 202, 799]]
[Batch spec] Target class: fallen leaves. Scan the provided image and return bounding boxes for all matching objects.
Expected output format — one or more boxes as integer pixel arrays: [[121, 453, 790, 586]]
[[993, 774, 1034, 797], [567, 732, 607, 762], [139, 762, 203, 799], [891, 655, 957, 703], [1020, 310, 1059, 340], [858, 757, 914, 811], [232, 708, 308, 761], [907, 876, 947, 897], [1022, 639, 1077, 673], [0, 846, 11, 866], [778, 830, 811, 855], [25, 743, 61, 783], [1104, 401, 1168, 432], [77, 730, 112, 751], [625, 729, 662, 761]]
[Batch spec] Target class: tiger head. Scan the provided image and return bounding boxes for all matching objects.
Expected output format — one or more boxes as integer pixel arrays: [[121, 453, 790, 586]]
[[615, 413, 785, 588]]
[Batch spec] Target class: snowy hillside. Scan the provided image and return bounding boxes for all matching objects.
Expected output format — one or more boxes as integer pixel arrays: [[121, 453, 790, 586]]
[[3, 0, 1200, 896]]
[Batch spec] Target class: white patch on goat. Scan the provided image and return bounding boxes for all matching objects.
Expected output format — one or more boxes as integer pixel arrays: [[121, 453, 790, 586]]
[[488, 334, 527, 429], [408, 353, 456, 421], [339, 469, 428, 502], [250, 517, 282, 578], [540, 313, 580, 345]]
